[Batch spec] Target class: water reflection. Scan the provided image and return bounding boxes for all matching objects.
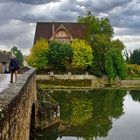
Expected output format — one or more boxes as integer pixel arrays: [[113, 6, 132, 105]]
[[31, 89, 140, 140], [52, 90, 126, 140], [129, 90, 140, 102]]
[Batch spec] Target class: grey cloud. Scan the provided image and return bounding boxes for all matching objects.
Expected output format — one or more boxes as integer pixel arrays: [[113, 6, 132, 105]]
[[77, 0, 132, 13], [0, 3, 33, 23], [60, 0, 85, 14], [0, 1, 78, 23], [18, 0, 83, 22], [108, 0, 140, 29], [0, 20, 35, 54], [0, 0, 139, 54], [75, 0, 140, 32], [114, 35, 140, 50], [0, 0, 59, 5], [115, 28, 140, 36]]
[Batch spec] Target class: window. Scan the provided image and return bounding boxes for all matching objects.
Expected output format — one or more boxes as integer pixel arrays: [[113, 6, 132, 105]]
[[54, 29, 71, 42]]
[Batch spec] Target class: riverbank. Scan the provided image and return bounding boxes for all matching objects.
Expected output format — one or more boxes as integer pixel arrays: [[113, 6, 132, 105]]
[[37, 84, 140, 91], [31, 89, 140, 140], [36, 74, 140, 89]]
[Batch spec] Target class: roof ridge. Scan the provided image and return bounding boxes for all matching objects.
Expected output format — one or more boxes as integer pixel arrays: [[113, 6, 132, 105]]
[[37, 22, 85, 24]]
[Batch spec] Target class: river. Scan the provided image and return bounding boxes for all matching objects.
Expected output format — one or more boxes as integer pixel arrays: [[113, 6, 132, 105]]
[[31, 89, 140, 140]]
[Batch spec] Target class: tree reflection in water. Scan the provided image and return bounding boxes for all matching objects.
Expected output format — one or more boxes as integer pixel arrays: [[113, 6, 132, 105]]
[[50, 90, 127, 140], [129, 90, 140, 102]]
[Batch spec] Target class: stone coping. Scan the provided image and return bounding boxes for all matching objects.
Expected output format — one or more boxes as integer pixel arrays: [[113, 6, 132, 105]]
[[0, 74, 10, 92], [0, 67, 36, 122]]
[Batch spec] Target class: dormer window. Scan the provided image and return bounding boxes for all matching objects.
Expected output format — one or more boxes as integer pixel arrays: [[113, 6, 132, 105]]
[[54, 29, 70, 42], [50, 24, 73, 42]]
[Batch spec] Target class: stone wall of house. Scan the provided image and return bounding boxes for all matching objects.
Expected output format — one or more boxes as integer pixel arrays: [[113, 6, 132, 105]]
[[0, 68, 36, 140]]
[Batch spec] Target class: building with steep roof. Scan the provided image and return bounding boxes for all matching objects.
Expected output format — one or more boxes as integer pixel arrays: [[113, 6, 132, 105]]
[[34, 22, 87, 44], [0, 51, 10, 73]]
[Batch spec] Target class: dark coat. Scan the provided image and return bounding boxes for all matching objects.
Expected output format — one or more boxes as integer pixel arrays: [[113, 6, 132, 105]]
[[9, 58, 19, 72]]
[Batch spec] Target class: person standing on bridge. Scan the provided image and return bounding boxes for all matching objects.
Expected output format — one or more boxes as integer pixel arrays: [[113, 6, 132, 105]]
[[9, 53, 19, 83]]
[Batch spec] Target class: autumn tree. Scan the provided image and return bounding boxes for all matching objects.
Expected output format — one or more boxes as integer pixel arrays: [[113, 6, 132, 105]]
[[26, 38, 48, 69], [71, 39, 93, 69]]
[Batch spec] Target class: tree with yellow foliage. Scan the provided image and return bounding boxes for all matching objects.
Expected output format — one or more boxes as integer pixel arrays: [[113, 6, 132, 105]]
[[71, 39, 93, 69], [27, 38, 48, 69]]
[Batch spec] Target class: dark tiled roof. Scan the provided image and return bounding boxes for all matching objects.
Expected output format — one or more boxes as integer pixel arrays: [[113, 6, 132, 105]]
[[34, 22, 87, 44], [0, 52, 10, 63]]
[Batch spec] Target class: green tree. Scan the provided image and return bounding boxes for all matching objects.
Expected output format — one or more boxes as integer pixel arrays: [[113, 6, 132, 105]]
[[129, 49, 140, 65], [78, 11, 114, 75], [92, 34, 110, 74], [26, 38, 48, 69], [78, 11, 114, 45], [105, 48, 127, 81], [111, 39, 125, 51], [11, 46, 24, 67], [71, 39, 93, 69], [47, 40, 72, 69]]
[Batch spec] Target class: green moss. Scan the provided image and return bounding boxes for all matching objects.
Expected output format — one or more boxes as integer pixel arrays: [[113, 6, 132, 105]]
[[37, 79, 91, 87], [38, 83, 93, 90], [125, 76, 140, 80]]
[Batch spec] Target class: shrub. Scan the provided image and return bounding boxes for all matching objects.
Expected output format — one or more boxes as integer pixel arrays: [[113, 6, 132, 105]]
[[27, 38, 48, 70], [126, 64, 140, 77], [71, 39, 93, 69], [47, 40, 72, 69]]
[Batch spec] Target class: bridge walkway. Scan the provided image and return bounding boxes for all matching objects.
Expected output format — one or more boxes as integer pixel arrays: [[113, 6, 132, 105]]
[[0, 74, 10, 92]]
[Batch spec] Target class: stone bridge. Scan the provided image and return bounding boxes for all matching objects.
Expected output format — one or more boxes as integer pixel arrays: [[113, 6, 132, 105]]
[[0, 68, 37, 140]]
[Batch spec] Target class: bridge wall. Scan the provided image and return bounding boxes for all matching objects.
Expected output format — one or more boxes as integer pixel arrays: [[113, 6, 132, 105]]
[[0, 68, 36, 140]]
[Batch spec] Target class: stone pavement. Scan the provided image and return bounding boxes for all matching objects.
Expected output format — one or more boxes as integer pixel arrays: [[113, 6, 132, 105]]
[[0, 74, 10, 92]]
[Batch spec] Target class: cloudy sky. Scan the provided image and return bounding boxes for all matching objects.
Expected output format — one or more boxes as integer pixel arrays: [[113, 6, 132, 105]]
[[0, 0, 139, 54]]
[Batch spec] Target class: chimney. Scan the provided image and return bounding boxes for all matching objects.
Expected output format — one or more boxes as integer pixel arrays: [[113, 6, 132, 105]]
[[52, 21, 55, 39]]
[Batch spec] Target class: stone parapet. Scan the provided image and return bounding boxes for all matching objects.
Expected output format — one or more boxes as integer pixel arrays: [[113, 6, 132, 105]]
[[0, 68, 36, 140]]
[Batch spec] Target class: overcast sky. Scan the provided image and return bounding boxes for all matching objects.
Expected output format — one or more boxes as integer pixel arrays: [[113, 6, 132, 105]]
[[0, 0, 139, 54]]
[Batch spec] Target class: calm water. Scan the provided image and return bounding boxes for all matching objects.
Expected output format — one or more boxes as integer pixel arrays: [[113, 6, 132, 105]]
[[31, 90, 140, 140]]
